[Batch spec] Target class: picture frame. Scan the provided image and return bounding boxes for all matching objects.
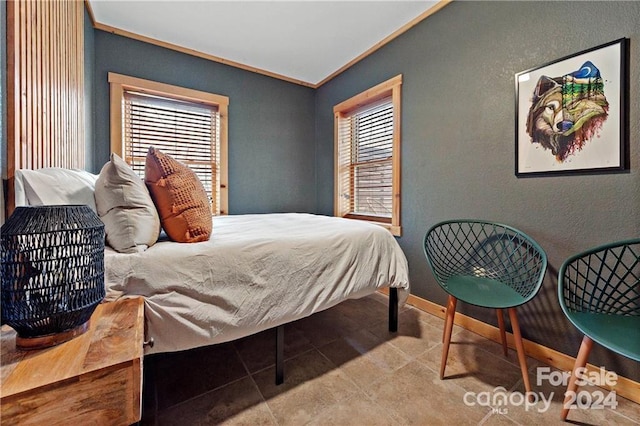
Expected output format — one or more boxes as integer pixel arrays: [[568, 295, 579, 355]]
[[515, 38, 629, 177]]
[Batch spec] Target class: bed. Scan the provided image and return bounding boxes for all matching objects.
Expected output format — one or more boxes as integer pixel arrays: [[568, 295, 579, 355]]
[[11, 167, 410, 383], [105, 213, 410, 355]]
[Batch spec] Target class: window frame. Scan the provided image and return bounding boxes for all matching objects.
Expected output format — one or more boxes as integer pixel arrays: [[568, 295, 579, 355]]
[[333, 74, 402, 236], [108, 72, 229, 215]]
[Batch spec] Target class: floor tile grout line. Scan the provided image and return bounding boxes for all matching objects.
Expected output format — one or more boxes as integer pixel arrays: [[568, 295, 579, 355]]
[[422, 309, 542, 373], [155, 343, 285, 424], [412, 346, 516, 413], [150, 344, 257, 418], [154, 373, 253, 417], [377, 315, 443, 360], [233, 339, 257, 379], [312, 340, 409, 425], [477, 410, 497, 425], [609, 407, 640, 424], [315, 326, 415, 391], [255, 345, 375, 425], [243, 370, 281, 425], [314, 344, 364, 393], [312, 312, 503, 425], [406, 331, 530, 421], [234, 337, 328, 425], [246, 345, 320, 377]]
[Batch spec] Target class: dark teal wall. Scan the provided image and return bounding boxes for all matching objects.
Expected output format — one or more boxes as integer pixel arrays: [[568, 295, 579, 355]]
[[93, 31, 316, 215], [316, 1, 640, 380]]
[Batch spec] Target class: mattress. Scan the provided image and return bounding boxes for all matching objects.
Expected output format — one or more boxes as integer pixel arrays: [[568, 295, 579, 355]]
[[104, 213, 410, 354]]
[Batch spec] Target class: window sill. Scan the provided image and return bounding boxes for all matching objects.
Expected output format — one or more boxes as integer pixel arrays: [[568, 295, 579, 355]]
[[340, 217, 401, 237]]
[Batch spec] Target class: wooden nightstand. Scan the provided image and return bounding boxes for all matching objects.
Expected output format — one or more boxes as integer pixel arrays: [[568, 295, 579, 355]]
[[1, 297, 145, 425]]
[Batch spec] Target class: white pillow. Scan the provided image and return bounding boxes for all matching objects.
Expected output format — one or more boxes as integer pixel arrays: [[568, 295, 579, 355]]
[[94, 153, 160, 253], [14, 168, 99, 211]]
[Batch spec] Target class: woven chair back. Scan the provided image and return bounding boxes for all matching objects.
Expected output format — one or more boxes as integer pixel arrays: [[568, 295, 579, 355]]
[[559, 238, 640, 316], [424, 220, 547, 301]]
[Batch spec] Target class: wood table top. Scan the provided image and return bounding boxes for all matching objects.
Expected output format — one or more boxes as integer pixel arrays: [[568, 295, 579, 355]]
[[1, 297, 144, 398]]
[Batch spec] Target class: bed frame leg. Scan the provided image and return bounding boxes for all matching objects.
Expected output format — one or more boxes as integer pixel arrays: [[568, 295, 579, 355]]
[[275, 325, 284, 385], [389, 287, 398, 332]]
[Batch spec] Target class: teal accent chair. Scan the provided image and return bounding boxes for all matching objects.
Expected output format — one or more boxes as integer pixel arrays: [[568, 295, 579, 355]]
[[423, 220, 547, 396], [558, 238, 640, 421]]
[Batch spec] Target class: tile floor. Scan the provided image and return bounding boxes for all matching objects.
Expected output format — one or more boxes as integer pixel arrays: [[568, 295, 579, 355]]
[[141, 293, 639, 425]]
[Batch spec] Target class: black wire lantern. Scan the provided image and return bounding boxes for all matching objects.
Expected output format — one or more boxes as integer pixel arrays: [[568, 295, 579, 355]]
[[1, 205, 105, 349]]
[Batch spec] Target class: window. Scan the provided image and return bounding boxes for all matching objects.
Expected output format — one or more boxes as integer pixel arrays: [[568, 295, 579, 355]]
[[334, 75, 402, 236], [109, 73, 229, 215]]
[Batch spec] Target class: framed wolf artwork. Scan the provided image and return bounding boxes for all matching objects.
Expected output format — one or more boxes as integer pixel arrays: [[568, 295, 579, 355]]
[[515, 38, 629, 177]]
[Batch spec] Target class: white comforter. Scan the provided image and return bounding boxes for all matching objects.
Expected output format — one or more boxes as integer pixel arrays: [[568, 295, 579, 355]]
[[104, 213, 410, 354]]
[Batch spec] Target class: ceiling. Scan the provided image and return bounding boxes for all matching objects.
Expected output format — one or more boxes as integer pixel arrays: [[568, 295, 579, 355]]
[[88, 1, 444, 87]]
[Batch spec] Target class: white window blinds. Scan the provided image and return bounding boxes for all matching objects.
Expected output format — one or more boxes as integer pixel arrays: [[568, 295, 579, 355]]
[[337, 96, 394, 220], [123, 90, 221, 214]]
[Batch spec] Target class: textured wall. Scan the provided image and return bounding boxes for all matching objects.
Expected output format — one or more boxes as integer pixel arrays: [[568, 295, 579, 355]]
[[93, 31, 317, 215], [315, 1, 640, 380]]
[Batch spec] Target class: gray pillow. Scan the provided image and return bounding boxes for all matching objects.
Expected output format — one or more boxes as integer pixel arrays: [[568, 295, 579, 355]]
[[95, 153, 160, 253]]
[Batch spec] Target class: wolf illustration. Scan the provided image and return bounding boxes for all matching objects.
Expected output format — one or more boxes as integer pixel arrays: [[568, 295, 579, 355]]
[[526, 61, 609, 162]]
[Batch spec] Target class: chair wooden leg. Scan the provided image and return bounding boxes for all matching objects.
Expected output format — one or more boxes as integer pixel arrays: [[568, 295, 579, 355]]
[[561, 336, 594, 421], [442, 305, 447, 343], [440, 295, 457, 380], [507, 308, 532, 399], [496, 308, 508, 357]]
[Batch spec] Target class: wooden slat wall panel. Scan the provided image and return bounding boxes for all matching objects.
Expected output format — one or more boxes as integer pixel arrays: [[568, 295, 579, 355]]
[[6, 0, 84, 214]]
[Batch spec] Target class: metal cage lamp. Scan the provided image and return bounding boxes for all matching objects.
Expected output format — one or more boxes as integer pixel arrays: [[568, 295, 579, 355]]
[[1, 205, 105, 349]]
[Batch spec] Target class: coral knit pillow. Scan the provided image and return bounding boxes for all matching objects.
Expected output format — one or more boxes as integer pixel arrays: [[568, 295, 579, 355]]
[[145, 147, 212, 243]]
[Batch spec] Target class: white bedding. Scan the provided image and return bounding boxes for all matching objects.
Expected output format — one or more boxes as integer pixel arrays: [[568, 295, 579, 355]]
[[105, 213, 409, 354]]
